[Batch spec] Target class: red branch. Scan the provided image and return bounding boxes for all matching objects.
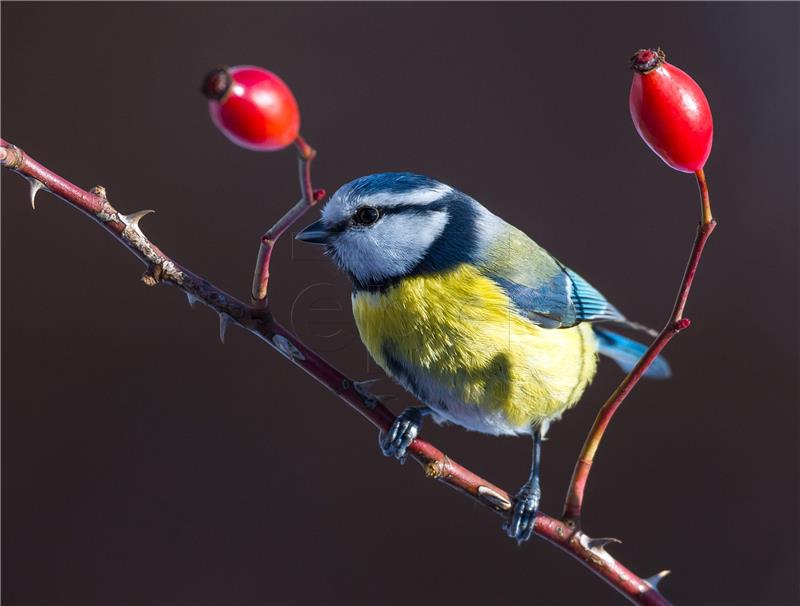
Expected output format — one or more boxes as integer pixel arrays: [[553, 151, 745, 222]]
[[563, 168, 716, 525], [251, 135, 324, 306], [1, 138, 673, 606]]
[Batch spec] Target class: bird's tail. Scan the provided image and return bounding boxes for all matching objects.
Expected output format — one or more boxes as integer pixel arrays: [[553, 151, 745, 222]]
[[593, 328, 671, 379]]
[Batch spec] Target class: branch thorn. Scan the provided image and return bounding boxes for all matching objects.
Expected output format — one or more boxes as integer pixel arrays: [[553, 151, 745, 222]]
[[353, 379, 397, 407], [186, 292, 201, 308], [313, 188, 326, 202], [219, 313, 232, 344], [353, 378, 382, 394], [643, 570, 671, 590], [586, 536, 622, 551], [120, 209, 155, 233], [271, 334, 306, 361], [477, 485, 512, 510], [26, 177, 44, 210]]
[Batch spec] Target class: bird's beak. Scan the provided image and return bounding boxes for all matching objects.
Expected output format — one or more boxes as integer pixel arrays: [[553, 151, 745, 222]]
[[295, 219, 331, 245]]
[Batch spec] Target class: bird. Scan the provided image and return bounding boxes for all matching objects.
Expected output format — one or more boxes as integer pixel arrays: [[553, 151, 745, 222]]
[[296, 172, 669, 543]]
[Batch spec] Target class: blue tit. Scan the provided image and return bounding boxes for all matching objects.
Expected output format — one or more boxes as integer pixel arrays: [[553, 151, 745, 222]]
[[296, 173, 669, 543]]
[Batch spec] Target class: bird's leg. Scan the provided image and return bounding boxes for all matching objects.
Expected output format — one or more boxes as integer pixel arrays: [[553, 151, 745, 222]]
[[505, 428, 543, 544], [379, 406, 431, 463]]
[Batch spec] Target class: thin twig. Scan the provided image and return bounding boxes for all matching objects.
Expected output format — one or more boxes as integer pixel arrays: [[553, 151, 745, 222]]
[[562, 170, 717, 527], [1, 138, 672, 606], [696, 167, 713, 226], [251, 135, 324, 306]]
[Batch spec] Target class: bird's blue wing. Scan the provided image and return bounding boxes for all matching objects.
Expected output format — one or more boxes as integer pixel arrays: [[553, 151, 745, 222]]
[[490, 275, 575, 328], [480, 223, 627, 328], [564, 268, 628, 324]]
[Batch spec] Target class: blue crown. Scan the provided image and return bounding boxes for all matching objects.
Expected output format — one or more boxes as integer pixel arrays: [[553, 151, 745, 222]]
[[340, 172, 443, 199]]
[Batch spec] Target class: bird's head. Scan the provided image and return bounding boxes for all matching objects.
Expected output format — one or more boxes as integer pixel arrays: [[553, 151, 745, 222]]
[[296, 172, 490, 289]]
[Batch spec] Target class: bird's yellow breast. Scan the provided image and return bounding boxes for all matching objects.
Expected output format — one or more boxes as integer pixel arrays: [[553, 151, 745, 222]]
[[352, 264, 598, 432]]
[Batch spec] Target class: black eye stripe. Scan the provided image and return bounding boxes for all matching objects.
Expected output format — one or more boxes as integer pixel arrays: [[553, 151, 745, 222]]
[[328, 201, 447, 234], [381, 201, 447, 215]]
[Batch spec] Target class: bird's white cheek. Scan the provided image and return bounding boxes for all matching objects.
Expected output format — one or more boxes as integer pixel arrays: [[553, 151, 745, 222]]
[[330, 231, 401, 282], [332, 211, 449, 284], [371, 211, 449, 267]]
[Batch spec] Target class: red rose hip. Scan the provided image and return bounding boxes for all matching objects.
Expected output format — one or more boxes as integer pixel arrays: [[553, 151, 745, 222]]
[[202, 65, 300, 151], [629, 48, 713, 173]]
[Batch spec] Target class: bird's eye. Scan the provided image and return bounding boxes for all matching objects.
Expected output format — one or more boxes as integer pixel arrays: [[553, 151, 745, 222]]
[[354, 206, 380, 226]]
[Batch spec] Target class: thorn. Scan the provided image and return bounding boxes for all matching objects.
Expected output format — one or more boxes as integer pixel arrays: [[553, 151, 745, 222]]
[[586, 537, 622, 551], [120, 209, 155, 229], [353, 379, 384, 409], [353, 380, 397, 403], [271, 334, 306, 361], [313, 188, 326, 202], [186, 292, 201, 308], [353, 378, 382, 395], [644, 570, 671, 590], [477, 486, 512, 510], [219, 314, 232, 344], [26, 177, 44, 210]]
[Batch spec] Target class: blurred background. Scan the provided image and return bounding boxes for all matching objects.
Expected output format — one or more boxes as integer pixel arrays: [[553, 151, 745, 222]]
[[2, 3, 798, 605]]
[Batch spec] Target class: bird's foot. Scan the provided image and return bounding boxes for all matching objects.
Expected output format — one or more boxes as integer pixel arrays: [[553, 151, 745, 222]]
[[379, 407, 426, 463], [504, 484, 541, 544]]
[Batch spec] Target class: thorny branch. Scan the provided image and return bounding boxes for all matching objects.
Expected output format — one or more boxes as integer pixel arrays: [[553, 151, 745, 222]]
[[2, 137, 679, 606]]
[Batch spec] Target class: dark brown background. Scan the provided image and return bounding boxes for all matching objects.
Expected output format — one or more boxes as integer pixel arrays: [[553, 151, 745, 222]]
[[2, 3, 798, 605]]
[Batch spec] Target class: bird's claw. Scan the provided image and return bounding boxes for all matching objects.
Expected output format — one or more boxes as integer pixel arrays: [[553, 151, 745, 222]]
[[379, 407, 424, 463], [504, 487, 540, 544]]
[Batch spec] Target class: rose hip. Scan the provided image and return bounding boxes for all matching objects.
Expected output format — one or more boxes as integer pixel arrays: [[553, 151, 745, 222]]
[[202, 65, 300, 152], [629, 48, 713, 173]]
